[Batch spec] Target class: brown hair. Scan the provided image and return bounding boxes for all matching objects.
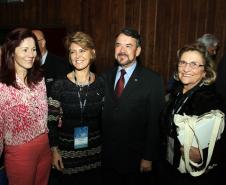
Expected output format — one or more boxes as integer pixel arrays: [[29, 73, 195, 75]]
[[0, 27, 42, 88]]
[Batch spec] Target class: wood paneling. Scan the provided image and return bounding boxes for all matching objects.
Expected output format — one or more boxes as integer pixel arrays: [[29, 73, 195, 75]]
[[0, 0, 226, 88]]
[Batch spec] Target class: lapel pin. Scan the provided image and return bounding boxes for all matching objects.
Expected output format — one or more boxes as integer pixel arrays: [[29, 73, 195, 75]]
[[134, 78, 138, 82]]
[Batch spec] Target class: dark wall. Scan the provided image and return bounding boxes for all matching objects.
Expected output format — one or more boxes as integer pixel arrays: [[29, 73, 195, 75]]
[[0, 0, 226, 87]]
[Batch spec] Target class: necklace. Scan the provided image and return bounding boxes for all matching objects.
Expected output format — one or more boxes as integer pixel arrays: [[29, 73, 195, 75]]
[[74, 71, 91, 91], [74, 71, 91, 84]]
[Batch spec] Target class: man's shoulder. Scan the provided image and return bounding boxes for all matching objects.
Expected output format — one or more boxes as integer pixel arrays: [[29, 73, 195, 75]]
[[138, 65, 162, 79]]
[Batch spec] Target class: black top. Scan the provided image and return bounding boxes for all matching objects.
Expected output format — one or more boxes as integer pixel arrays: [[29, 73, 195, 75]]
[[48, 76, 104, 174], [216, 52, 226, 113], [160, 83, 226, 171]]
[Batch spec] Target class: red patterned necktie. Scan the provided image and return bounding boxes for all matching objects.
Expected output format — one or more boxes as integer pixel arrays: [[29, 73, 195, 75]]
[[115, 69, 126, 97]]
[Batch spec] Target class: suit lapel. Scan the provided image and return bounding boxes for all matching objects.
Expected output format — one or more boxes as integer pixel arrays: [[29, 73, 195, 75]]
[[120, 65, 142, 98], [109, 65, 143, 101], [109, 67, 118, 99]]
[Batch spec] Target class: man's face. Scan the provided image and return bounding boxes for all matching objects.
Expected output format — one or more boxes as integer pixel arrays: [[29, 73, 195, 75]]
[[32, 30, 46, 56], [115, 33, 141, 68], [207, 46, 218, 56]]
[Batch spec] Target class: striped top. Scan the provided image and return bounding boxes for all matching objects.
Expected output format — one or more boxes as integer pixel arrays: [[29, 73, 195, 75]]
[[48, 76, 104, 174]]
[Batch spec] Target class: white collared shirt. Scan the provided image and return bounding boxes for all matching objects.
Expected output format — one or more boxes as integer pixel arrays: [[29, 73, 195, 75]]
[[41, 51, 48, 65], [114, 61, 137, 89]]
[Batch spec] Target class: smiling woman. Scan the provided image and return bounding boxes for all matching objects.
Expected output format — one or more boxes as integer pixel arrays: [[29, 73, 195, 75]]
[[0, 28, 51, 185], [47, 31, 104, 185], [174, 43, 216, 93], [14, 37, 37, 81], [177, 50, 206, 93], [159, 42, 225, 185]]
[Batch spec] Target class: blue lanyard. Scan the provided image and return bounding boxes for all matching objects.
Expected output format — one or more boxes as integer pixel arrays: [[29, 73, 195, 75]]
[[74, 73, 91, 123], [77, 87, 89, 122]]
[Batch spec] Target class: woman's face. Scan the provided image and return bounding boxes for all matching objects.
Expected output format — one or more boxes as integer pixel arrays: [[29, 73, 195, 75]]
[[14, 37, 37, 73], [69, 43, 94, 71], [178, 50, 206, 92]]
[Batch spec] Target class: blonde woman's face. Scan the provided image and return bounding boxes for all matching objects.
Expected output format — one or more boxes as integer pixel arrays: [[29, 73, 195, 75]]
[[178, 51, 206, 92], [69, 43, 94, 71]]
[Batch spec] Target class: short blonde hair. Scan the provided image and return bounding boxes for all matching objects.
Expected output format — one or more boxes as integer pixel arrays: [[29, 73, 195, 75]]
[[65, 31, 96, 64], [174, 42, 216, 85]]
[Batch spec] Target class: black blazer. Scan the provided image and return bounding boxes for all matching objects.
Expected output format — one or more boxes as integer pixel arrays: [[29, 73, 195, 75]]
[[102, 64, 165, 173], [216, 53, 226, 113], [42, 52, 71, 94]]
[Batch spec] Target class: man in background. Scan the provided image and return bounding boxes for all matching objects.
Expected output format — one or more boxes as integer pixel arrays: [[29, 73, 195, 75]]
[[216, 52, 226, 113], [32, 29, 71, 93], [197, 33, 219, 60]]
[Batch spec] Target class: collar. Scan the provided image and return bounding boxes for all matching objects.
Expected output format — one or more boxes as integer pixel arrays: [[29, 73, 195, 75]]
[[41, 51, 48, 65], [117, 61, 137, 77]]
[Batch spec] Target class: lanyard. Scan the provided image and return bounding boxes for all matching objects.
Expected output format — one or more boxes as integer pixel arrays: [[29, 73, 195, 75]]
[[172, 95, 189, 115], [172, 82, 204, 115], [74, 72, 91, 123], [169, 82, 204, 135], [169, 93, 190, 136]]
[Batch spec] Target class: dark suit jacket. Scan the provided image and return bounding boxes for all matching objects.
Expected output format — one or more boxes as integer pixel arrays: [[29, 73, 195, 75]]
[[42, 52, 71, 94], [216, 53, 226, 113], [102, 64, 165, 173]]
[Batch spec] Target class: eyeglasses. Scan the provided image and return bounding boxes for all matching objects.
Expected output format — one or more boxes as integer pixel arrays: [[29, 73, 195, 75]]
[[178, 60, 205, 69]]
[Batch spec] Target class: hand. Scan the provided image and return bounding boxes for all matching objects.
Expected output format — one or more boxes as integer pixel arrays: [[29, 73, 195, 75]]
[[51, 147, 64, 171], [180, 146, 201, 163], [140, 159, 152, 173]]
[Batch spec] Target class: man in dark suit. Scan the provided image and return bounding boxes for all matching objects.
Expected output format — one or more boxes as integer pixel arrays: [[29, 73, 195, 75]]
[[102, 28, 165, 185], [216, 53, 226, 110], [32, 29, 71, 94]]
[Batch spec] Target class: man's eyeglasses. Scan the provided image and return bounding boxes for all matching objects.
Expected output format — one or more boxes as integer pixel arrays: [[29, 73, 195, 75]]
[[178, 60, 205, 69]]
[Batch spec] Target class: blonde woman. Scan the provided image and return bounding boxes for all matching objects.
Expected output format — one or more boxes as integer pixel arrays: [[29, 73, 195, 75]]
[[48, 32, 104, 185]]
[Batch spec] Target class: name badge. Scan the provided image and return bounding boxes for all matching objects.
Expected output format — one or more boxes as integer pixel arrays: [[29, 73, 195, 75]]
[[74, 126, 88, 149]]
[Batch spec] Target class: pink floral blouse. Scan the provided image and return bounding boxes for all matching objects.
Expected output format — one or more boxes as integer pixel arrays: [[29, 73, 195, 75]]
[[0, 76, 48, 155]]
